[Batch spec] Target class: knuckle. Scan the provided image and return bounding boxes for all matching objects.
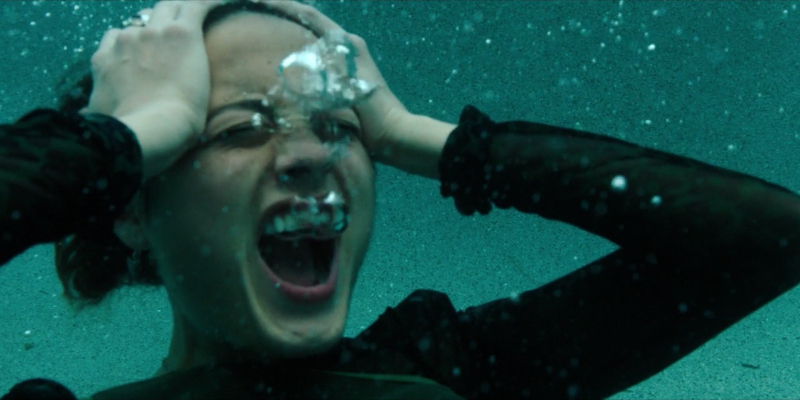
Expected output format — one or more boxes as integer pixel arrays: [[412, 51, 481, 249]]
[[136, 27, 157, 41], [160, 24, 193, 40], [295, 7, 319, 24], [349, 33, 366, 48], [97, 29, 119, 47], [136, 24, 189, 41], [90, 51, 105, 69], [115, 28, 138, 43], [100, 28, 120, 41]]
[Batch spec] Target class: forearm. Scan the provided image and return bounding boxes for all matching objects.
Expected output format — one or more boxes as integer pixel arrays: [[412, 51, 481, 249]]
[[0, 109, 141, 265], [372, 114, 454, 180], [440, 106, 800, 263]]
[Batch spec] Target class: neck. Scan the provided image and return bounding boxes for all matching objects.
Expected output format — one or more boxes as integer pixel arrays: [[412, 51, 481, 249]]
[[154, 310, 221, 377], [154, 309, 280, 378]]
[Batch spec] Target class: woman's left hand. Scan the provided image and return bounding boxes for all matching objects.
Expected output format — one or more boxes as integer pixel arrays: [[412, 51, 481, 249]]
[[257, 0, 414, 161]]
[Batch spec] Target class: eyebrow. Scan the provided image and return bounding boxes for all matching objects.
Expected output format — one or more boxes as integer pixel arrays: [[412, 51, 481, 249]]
[[206, 99, 275, 123]]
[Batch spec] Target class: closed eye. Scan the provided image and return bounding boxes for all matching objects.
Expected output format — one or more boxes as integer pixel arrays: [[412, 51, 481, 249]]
[[204, 121, 277, 148], [199, 115, 361, 149], [312, 115, 362, 142]]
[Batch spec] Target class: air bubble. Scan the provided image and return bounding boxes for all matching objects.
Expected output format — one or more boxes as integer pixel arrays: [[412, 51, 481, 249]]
[[650, 195, 662, 206], [610, 175, 627, 191], [251, 113, 263, 127]]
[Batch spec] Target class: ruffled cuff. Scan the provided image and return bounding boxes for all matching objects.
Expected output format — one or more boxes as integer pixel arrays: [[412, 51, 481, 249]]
[[438, 105, 497, 215], [76, 112, 143, 239]]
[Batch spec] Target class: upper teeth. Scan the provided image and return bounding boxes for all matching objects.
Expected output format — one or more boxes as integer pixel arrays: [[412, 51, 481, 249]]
[[263, 192, 349, 236]]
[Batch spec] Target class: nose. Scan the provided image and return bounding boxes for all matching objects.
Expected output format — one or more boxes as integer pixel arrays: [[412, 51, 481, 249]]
[[274, 133, 334, 193]]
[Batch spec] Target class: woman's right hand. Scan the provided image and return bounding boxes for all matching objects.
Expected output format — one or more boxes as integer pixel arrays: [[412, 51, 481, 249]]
[[86, 1, 221, 180]]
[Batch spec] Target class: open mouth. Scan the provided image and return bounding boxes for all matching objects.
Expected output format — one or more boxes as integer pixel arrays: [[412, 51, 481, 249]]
[[256, 191, 348, 303], [258, 235, 335, 286]]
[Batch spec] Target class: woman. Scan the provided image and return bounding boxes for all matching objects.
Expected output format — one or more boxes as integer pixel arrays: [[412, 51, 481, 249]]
[[3, 1, 800, 399]]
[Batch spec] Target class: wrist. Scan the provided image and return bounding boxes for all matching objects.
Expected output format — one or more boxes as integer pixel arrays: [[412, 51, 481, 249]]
[[117, 104, 201, 180], [374, 113, 455, 180]]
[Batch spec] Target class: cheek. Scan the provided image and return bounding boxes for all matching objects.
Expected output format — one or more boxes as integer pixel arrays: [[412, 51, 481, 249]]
[[148, 152, 253, 208], [342, 145, 376, 206], [144, 158, 257, 306], [141, 153, 259, 255]]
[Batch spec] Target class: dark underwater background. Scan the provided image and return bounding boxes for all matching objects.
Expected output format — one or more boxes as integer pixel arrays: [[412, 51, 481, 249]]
[[1, 1, 799, 398]]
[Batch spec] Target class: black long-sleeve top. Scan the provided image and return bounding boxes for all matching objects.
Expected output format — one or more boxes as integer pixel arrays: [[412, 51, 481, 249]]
[[0, 109, 142, 265], [3, 106, 800, 400]]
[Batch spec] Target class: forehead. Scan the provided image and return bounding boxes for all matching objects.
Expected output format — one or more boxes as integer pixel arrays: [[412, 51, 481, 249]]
[[204, 12, 316, 107]]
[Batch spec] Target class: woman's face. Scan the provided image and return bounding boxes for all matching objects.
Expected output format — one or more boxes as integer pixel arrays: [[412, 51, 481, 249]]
[[136, 12, 375, 359]]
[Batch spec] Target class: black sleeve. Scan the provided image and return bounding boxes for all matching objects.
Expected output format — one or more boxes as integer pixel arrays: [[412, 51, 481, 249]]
[[428, 106, 800, 399], [0, 109, 142, 266]]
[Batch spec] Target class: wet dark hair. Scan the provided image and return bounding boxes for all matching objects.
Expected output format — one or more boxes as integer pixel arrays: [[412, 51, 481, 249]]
[[54, 0, 304, 310]]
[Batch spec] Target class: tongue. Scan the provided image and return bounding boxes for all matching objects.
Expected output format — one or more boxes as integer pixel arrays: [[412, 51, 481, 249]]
[[262, 237, 318, 286]]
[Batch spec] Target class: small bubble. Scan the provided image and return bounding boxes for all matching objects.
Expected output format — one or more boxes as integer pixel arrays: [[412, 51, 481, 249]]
[[417, 337, 431, 352], [610, 175, 627, 191], [251, 113, 263, 127], [650, 195, 662, 206], [567, 384, 580, 398], [647, 43, 656, 51]]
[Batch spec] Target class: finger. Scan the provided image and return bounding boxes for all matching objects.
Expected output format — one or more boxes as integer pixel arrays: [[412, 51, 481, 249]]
[[257, 0, 343, 36], [96, 28, 121, 54], [147, 1, 182, 27], [176, 0, 225, 24]]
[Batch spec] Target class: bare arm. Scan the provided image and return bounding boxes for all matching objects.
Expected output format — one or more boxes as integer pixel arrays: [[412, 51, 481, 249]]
[[370, 113, 454, 180]]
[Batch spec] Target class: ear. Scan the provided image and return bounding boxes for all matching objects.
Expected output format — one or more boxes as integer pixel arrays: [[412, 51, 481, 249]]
[[113, 193, 149, 251]]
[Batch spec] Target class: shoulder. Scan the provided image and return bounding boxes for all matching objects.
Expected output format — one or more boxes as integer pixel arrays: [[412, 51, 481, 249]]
[[377, 289, 458, 330], [344, 290, 463, 371]]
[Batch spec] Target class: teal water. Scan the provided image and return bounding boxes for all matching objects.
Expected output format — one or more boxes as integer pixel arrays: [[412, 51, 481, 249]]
[[1, 1, 799, 398]]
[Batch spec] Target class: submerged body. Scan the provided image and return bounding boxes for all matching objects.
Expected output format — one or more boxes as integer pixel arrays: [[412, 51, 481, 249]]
[[3, 1, 800, 399], [3, 104, 800, 399]]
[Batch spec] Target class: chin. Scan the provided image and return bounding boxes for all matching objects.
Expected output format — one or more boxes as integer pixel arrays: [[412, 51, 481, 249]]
[[238, 306, 347, 360], [240, 250, 352, 358], [274, 331, 343, 359]]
